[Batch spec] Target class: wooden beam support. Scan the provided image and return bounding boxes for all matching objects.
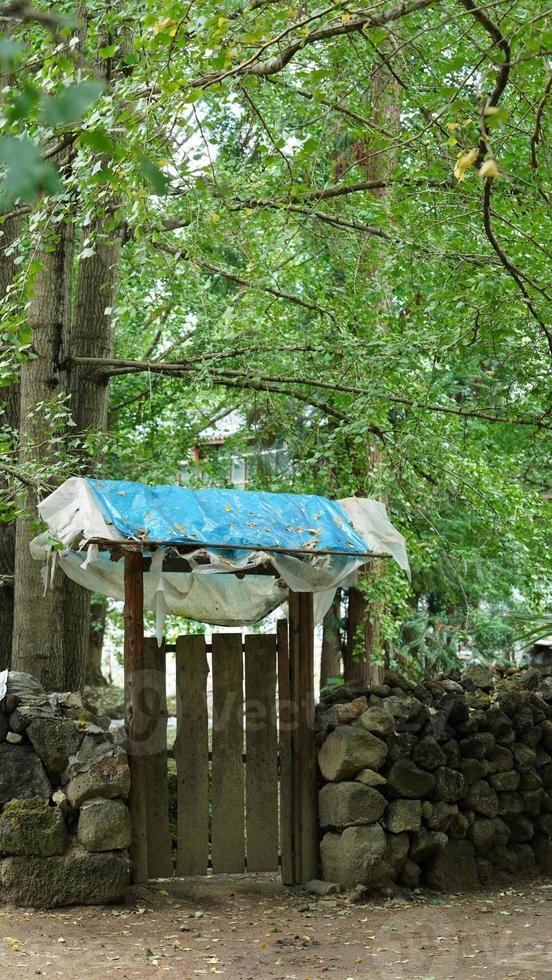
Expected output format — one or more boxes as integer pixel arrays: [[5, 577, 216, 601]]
[[124, 550, 148, 884], [288, 591, 318, 884]]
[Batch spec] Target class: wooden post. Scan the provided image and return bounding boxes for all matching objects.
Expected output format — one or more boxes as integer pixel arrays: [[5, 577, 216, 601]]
[[124, 549, 148, 884], [277, 618, 294, 885], [288, 590, 318, 884]]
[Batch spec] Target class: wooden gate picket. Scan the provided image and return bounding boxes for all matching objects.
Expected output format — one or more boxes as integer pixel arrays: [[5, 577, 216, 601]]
[[143, 621, 309, 880], [174, 635, 209, 876], [211, 633, 245, 873], [244, 634, 279, 872], [143, 638, 173, 879]]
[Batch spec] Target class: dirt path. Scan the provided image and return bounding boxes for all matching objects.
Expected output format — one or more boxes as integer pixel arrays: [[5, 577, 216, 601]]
[[1, 875, 552, 979]]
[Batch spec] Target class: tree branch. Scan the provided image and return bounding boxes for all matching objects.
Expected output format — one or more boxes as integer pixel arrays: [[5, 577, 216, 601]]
[[482, 178, 552, 357], [187, 0, 440, 88]]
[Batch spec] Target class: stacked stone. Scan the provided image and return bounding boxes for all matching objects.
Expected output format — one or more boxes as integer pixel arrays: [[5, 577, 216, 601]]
[[0, 671, 131, 907], [317, 663, 552, 893]]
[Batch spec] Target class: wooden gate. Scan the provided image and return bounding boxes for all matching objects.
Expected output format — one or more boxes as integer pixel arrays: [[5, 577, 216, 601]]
[[139, 622, 307, 880]]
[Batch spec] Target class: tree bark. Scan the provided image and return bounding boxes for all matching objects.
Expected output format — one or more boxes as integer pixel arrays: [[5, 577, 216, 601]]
[[11, 217, 86, 690], [320, 589, 343, 688], [0, 216, 21, 669], [345, 52, 401, 686], [86, 597, 107, 686]]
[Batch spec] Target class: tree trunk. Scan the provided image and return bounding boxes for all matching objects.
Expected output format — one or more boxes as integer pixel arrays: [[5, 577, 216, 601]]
[[0, 216, 21, 669], [320, 589, 343, 688], [11, 218, 88, 690], [345, 53, 401, 687], [86, 597, 107, 686]]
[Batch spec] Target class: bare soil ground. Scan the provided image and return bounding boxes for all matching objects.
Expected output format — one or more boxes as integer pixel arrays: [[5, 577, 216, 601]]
[[1, 875, 552, 979]]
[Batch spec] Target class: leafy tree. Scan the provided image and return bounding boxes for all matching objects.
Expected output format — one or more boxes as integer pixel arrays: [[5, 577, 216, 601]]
[[0, 0, 550, 685]]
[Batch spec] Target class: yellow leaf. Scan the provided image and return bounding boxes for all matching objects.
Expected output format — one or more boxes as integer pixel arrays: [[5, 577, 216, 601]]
[[211, 213, 221, 223], [447, 122, 460, 130], [479, 158, 499, 178], [224, 505, 232, 511], [453, 147, 478, 181], [342, 11, 351, 21]]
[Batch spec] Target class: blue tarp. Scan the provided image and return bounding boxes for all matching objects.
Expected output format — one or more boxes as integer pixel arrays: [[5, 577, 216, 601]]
[[86, 479, 372, 555]]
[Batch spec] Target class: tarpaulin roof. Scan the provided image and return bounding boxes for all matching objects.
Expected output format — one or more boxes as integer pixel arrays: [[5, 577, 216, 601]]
[[86, 479, 379, 555], [31, 477, 409, 633]]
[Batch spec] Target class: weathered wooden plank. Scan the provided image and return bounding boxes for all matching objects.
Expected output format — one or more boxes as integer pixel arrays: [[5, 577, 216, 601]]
[[124, 550, 148, 884], [244, 634, 278, 872], [288, 591, 318, 884], [211, 633, 245, 873], [277, 618, 294, 885], [174, 635, 209, 876], [297, 592, 318, 884], [143, 637, 173, 878]]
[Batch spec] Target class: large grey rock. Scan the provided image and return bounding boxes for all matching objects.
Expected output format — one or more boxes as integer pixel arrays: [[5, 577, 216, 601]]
[[27, 718, 83, 775], [0, 798, 66, 856], [490, 746, 514, 772], [0, 714, 8, 743], [386, 799, 422, 833], [65, 751, 130, 808], [466, 780, 499, 818], [448, 811, 470, 839], [77, 798, 132, 852], [61, 732, 115, 783], [509, 814, 534, 843], [318, 726, 387, 781], [8, 704, 56, 734], [462, 665, 495, 691], [469, 816, 497, 851], [399, 858, 421, 889], [433, 766, 466, 802], [0, 743, 51, 807], [412, 736, 446, 771], [4, 672, 44, 712], [319, 782, 386, 829], [512, 743, 537, 772], [383, 830, 409, 875], [425, 839, 479, 892], [335, 697, 368, 726], [497, 791, 524, 820], [320, 824, 386, 889], [386, 732, 417, 762], [523, 789, 544, 816], [460, 732, 496, 759], [461, 758, 491, 784], [383, 696, 429, 733], [355, 706, 394, 736], [0, 846, 129, 906], [426, 801, 458, 832], [490, 770, 520, 792], [409, 829, 447, 863], [386, 760, 435, 799], [355, 768, 386, 787]]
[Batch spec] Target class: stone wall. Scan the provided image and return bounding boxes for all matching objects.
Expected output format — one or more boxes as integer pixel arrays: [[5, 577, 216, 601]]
[[0, 671, 131, 907], [316, 664, 552, 893]]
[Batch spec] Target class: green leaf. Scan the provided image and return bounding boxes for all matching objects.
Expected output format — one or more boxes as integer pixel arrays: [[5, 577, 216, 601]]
[[41, 80, 106, 127], [0, 137, 62, 207], [0, 36, 25, 70], [78, 129, 115, 154], [182, 87, 203, 104], [99, 44, 119, 59], [138, 155, 169, 194]]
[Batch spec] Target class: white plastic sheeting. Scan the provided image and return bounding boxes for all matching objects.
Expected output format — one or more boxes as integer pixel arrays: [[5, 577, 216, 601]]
[[31, 477, 409, 635]]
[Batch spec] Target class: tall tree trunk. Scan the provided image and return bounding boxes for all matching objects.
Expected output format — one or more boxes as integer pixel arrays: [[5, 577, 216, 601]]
[[86, 597, 107, 686], [320, 589, 343, 688], [0, 216, 21, 669], [11, 217, 88, 690], [66, 222, 120, 691], [345, 53, 401, 686]]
